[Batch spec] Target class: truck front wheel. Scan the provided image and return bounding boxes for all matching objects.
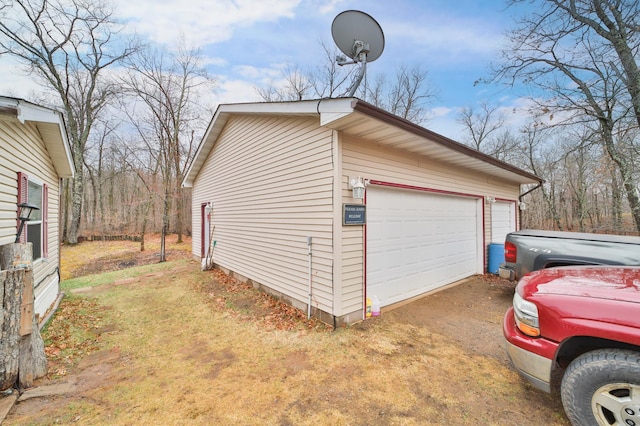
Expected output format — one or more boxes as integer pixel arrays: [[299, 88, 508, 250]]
[[561, 349, 640, 426]]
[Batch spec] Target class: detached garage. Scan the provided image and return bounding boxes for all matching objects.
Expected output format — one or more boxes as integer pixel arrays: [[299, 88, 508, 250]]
[[183, 98, 542, 325]]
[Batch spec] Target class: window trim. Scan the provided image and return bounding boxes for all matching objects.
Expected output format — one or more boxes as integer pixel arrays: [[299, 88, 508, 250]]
[[17, 172, 48, 261]]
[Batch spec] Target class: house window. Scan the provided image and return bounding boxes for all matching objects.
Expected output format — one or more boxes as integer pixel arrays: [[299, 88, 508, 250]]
[[17, 172, 48, 261], [27, 180, 43, 260]]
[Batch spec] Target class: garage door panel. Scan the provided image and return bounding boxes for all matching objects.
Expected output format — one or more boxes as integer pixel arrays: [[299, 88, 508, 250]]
[[367, 186, 481, 307]]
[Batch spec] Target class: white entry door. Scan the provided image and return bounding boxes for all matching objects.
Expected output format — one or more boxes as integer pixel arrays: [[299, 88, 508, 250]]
[[366, 186, 483, 307], [491, 201, 516, 244]]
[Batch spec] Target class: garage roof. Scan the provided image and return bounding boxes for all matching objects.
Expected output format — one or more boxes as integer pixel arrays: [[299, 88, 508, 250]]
[[183, 98, 542, 188]]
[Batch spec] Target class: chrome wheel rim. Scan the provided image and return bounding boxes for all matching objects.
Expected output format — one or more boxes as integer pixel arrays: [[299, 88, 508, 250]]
[[591, 383, 640, 426]]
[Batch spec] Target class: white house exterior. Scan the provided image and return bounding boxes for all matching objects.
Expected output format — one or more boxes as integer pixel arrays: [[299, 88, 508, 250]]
[[183, 98, 542, 325], [0, 96, 74, 319]]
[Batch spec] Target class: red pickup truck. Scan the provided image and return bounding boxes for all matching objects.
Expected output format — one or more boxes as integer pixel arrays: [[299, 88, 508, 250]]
[[503, 266, 640, 426]]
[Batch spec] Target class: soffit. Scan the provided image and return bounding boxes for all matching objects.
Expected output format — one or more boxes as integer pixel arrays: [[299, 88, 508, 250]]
[[323, 104, 541, 185]]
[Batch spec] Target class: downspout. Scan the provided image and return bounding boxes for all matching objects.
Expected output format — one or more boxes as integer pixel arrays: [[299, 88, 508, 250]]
[[516, 181, 544, 229], [519, 182, 543, 202], [307, 236, 313, 319]]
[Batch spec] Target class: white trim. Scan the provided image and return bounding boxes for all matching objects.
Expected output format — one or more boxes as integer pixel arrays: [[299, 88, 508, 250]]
[[34, 273, 59, 318], [331, 129, 343, 316]]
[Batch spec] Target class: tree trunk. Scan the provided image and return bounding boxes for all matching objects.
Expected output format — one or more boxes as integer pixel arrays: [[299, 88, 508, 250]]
[[0, 243, 47, 391], [600, 123, 640, 232], [1, 269, 22, 390], [160, 186, 169, 262], [67, 159, 85, 244], [175, 185, 183, 244]]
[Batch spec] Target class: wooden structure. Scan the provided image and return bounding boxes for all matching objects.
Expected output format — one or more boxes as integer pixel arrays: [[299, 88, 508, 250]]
[[0, 243, 47, 391]]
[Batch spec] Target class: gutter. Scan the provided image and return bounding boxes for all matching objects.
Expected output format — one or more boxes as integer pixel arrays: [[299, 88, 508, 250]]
[[519, 182, 543, 204]]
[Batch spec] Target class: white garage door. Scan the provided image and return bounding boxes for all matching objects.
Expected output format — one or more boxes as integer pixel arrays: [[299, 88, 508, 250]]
[[367, 186, 482, 307]]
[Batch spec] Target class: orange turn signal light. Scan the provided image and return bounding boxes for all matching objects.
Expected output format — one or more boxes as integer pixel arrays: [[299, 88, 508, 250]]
[[516, 320, 540, 337]]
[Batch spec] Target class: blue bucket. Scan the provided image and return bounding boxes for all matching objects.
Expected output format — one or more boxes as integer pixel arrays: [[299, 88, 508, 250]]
[[488, 243, 504, 274]]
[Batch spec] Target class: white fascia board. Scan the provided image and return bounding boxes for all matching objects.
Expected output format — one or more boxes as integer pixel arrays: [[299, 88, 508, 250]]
[[16, 100, 62, 124], [20, 101, 75, 178], [216, 98, 354, 117]]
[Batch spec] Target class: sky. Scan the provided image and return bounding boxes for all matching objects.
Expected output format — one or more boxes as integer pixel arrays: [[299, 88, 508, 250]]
[[0, 0, 533, 141]]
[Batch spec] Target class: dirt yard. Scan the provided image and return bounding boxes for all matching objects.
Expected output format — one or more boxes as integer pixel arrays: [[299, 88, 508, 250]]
[[2, 235, 569, 425]]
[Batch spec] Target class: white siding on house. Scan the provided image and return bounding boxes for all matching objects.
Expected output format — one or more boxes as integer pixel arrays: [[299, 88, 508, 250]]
[[0, 117, 63, 317], [339, 136, 521, 314], [192, 115, 336, 314]]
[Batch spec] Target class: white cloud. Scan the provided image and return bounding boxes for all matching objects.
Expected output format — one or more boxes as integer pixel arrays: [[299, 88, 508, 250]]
[[0, 59, 52, 101], [426, 106, 464, 141], [216, 78, 263, 105], [428, 106, 455, 119], [311, 0, 346, 15], [116, 0, 301, 48], [233, 64, 283, 81], [202, 57, 229, 68], [388, 20, 504, 62]]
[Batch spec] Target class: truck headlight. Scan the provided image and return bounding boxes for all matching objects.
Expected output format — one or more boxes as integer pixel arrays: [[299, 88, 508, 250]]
[[513, 292, 540, 337]]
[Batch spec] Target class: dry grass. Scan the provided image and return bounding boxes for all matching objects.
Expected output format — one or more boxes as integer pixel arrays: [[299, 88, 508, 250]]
[[6, 237, 569, 425], [60, 233, 192, 281]]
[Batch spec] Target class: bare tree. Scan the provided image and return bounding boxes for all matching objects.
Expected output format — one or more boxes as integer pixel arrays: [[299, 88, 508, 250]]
[[361, 65, 436, 125], [83, 116, 120, 234], [495, 0, 640, 231], [256, 64, 314, 102], [457, 103, 505, 151], [122, 40, 216, 260], [518, 123, 565, 230], [561, 130, 599, 232], [0, 0, 139, 243], [255, 45, 435, 125]]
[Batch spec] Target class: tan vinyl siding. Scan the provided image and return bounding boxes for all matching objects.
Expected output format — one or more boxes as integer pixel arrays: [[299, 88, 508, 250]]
[[338, 136, 520, 314], [0, 117, 62, 315], [340, 225, 364, 315], [192, 115, 335, 313]]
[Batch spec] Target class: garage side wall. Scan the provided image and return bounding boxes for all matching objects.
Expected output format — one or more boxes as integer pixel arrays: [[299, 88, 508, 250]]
[[339, 137, 520, 314], [191, 115, 335, 315], [0, 118, 63, 317]]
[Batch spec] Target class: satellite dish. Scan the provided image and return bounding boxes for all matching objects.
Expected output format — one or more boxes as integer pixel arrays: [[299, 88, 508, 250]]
[[331, 10, 385, 97]]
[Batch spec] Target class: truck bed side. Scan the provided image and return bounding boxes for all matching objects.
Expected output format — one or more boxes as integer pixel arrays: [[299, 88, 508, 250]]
[[498, 230, 640, 280]]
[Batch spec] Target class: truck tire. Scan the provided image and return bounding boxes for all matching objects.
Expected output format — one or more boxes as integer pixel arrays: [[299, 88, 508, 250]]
[[561, 349, 640, 426]]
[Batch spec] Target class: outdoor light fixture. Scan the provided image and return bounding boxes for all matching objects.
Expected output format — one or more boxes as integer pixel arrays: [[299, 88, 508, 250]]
[[485, 196, 496, 204], [15, 202, 39, 243], [350, 177, 366, 200], [519, 201, 527, 211]]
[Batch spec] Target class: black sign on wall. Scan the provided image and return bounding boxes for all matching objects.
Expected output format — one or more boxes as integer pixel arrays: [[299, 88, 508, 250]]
[[343, 204, 366, 225]]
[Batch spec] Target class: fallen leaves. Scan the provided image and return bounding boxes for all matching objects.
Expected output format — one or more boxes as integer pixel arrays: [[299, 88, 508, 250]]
[[42, 296, 108, 378], [204, 269, 332, 333]]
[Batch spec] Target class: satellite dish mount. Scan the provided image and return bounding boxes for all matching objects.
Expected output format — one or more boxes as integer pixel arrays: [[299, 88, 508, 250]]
[[331, 10, 385, 97]]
